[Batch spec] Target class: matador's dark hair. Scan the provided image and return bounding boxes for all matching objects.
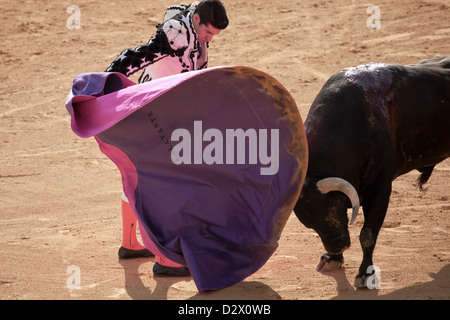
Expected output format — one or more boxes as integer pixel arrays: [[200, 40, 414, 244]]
[[194, 0, 229, 30]]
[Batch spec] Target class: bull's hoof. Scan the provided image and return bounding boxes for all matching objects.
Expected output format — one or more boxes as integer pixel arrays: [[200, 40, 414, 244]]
[[316, 253, 344, 272], [355, 272, 381, 289], [354, 275, 367, 288]]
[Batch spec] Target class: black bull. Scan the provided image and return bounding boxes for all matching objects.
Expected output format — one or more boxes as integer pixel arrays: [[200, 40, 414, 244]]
[[293, 56, 450, 288]]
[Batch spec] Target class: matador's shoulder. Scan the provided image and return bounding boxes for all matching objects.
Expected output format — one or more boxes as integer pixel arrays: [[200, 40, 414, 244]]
[[159, 15, 190, 51]]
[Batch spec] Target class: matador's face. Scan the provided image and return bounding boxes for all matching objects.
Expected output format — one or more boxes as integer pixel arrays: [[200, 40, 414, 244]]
[[193, 13, 222, 43]]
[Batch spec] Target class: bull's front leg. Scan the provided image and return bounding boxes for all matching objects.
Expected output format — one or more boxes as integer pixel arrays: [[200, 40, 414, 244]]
[[355, 181, 391, 288]]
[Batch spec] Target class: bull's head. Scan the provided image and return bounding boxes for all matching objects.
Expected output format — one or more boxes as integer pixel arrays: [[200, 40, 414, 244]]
[[294, 177, 360, 270]]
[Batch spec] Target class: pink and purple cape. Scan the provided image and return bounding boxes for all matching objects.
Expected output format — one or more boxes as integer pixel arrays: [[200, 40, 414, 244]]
[[65, 66, 308, 292]]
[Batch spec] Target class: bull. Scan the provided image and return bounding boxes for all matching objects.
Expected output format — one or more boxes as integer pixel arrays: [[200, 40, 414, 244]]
[[294, 56, 450, 288]]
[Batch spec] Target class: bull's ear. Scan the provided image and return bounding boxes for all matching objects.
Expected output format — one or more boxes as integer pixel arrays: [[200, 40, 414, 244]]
[[316, 177, 360, 224]]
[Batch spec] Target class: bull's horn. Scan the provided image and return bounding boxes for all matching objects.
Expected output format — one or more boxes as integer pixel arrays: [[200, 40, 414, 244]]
[[316, 177, 360, 225]]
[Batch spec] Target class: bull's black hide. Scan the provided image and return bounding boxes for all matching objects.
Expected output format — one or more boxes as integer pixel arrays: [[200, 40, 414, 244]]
[[294, 56, 450, 287]]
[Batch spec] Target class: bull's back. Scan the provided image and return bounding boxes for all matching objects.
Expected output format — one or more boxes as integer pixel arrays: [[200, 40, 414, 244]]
[[339, 59, 450, 177], [390, 62, 450, 176], [304, 57, 450, 184]]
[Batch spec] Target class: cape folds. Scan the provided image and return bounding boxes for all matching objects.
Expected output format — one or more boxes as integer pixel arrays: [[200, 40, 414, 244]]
[[65, 66, 308, 292]]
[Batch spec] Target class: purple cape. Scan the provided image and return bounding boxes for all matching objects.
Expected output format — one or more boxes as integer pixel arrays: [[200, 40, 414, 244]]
[[66, 66, 308, 292]]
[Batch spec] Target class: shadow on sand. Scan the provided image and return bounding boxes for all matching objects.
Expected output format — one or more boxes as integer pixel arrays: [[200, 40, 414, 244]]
[[322, 264, 450, 300], [118, 258, 281, 300], [118, 258, 449, 300]]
